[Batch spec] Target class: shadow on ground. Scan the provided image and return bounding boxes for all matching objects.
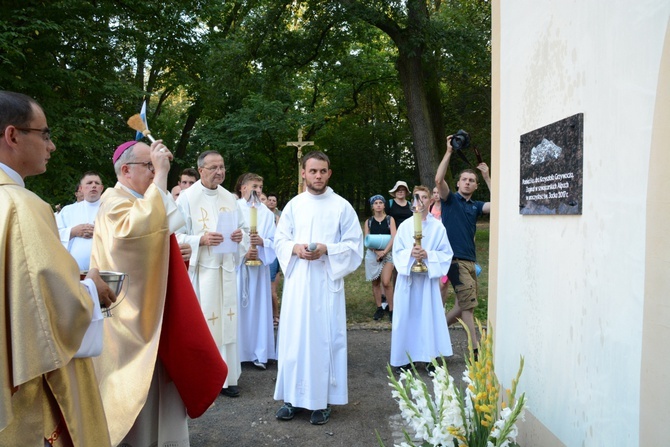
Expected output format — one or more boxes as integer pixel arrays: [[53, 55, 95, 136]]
[[188, 326, 469, 447]]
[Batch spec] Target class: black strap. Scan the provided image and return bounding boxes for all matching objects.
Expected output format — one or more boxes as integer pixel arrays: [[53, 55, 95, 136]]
[[473, 146, 483, 165], [369, 215, 392, 228], [454, 149, 476, 169]]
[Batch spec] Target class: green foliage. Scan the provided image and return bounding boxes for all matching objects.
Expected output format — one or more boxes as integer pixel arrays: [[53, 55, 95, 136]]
[[1, 0, 491, 211]]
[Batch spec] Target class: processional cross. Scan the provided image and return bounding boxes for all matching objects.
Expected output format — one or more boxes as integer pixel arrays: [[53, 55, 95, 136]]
[[286, 128, 314, 195]]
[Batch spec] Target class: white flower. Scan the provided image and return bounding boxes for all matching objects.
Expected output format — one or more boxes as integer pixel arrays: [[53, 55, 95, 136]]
[[386, 321, 527, 447]]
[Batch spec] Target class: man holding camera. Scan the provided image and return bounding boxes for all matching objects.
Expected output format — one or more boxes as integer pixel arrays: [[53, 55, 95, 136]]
[[435, 133, 491, 354]]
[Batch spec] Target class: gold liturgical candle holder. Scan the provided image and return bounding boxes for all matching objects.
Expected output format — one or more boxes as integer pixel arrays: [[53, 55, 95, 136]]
[[411, 232, 428, 273], [245, 191, 262, 267], [245, 227, 263, 267], [410, 197, 428, 273]]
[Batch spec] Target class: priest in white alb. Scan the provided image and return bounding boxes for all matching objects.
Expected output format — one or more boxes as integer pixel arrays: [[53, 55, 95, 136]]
[[274, 151, 363, 426], [390, 185, 454, 371], [176, 150, 249, 398], [56, 171, 104, 270], [236, 173, 277, 370]]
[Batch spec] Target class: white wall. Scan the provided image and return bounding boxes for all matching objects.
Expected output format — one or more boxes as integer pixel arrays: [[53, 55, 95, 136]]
[[494, 1, 669, 445]]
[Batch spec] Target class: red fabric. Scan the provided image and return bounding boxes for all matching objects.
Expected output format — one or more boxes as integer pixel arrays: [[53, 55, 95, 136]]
[[158, 235, 227, 418]]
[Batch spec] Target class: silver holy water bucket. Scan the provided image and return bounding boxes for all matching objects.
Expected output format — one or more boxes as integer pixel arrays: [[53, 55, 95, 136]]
[[80, 270, 128, 317]]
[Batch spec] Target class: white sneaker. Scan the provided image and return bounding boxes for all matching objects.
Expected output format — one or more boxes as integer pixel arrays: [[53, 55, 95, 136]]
[[253, 360, 266, 370]]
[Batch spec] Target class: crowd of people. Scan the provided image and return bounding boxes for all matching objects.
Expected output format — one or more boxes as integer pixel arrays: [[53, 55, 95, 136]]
[[365, 133, 491, 372], [1, 90, 490, 445]]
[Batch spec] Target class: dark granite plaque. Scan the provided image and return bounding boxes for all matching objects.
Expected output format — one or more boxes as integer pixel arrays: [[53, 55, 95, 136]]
[[519, 113, 583, 215]]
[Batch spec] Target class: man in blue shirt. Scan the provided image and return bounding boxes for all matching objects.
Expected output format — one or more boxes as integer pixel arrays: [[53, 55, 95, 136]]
[[435, 135, 491, 352]]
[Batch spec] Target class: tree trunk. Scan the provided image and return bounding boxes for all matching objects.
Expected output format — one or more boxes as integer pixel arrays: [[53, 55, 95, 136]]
[[395, 48, 440, 188]]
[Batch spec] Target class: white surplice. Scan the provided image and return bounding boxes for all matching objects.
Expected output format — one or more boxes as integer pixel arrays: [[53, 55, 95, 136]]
[[56, 199, 101, 270], [273, 187, 363, 410], [175, 180, 249, 387], [236, 199, 277, 364], [390, 213, 454, 367]]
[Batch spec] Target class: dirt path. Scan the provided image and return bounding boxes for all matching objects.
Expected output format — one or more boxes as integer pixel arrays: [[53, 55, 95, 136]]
[[188, 326, 469, 446]]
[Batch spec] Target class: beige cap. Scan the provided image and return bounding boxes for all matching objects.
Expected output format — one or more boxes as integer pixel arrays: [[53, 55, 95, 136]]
[[388, 180, 409, 197]]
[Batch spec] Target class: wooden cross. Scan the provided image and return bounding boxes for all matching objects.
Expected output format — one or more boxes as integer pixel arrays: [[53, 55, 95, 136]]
[[286, 128, 314, 195], [207, 312, 219, 325], [227, 308, 236, 321]]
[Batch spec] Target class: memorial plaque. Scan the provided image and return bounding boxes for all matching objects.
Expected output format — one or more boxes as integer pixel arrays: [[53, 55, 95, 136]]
[[519, 113, 583, 215]]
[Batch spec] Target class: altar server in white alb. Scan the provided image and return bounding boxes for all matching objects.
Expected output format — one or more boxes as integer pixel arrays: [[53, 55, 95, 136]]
[[56, 171, 104, 270], [390, 185, 453, 371], [274, 151, 363, 426], [236, 172, 277, 370], [176, 150, 249, 398]]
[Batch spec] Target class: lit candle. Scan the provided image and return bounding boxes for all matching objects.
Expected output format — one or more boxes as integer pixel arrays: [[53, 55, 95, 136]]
[[250, 204, 257, 229], [413, 211, 422, 234]]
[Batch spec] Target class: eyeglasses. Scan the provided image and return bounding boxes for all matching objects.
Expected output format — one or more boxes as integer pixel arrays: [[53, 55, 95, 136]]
[[126, 161, 155, 172], [202, 165, 225, 172], [9, 126, 52, 141]]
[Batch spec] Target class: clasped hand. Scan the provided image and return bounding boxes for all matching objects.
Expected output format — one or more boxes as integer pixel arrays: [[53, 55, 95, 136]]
[[179, 243, 191, 261], [249, 233, 263, 246], [411, 245, 426, 261], [294, 243, 324, 260], [73, 223, 94, 239]]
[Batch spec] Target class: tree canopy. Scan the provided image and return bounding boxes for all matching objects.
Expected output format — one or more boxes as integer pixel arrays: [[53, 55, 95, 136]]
[[1, 0, 491, 212]]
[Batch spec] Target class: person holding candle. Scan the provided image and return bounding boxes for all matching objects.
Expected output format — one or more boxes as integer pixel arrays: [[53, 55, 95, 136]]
[[390, 186, 453, 373], [236, 173, 277, 370]]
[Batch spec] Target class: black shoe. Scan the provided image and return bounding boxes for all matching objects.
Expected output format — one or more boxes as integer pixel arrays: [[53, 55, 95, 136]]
[[373, 306, 384, 320], [310, 407, 331, 425], [220, 386, 240, 398], [276, 403, 297, 421], [388, 311, 393, 322], [425, 362, 436, 373], [393, 364, 411, 375]]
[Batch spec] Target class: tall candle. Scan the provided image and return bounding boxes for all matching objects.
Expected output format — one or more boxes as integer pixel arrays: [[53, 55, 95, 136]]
[[250, 205, 258, 228], [413, 211, 422, 234]]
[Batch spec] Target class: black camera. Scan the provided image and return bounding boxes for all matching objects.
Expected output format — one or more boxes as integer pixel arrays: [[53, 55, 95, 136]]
[[451, 129, 470, 151]]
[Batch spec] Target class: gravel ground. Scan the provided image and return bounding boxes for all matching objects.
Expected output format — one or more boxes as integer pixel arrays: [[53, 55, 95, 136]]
[[188, 325, 470, 447]]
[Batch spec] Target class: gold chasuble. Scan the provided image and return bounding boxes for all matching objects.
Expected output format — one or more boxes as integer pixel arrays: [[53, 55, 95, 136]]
[[90, 183, 173, 445], [0, 169, 110, 446]]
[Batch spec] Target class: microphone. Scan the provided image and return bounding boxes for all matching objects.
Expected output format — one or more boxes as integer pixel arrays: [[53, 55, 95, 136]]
[[306, 242, 317, 252]]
